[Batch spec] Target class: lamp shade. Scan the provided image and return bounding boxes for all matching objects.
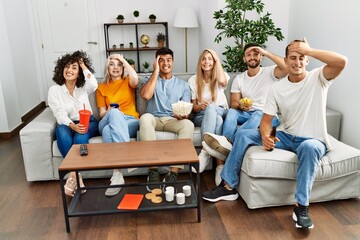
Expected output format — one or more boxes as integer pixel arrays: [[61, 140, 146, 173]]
[[173, 7, 199, 28]]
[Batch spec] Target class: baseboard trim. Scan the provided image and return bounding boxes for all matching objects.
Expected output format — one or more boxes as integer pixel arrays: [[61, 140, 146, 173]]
[[0, 102, 46, 140]]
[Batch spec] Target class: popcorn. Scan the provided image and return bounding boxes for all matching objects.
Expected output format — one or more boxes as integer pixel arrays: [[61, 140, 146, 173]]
[[239, 97, 253, 108], [171, 101, 193, 116]]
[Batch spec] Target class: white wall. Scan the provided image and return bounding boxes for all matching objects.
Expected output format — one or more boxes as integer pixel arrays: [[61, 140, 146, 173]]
[[288, 0, 360, 149], [0, 0, 41, 132]]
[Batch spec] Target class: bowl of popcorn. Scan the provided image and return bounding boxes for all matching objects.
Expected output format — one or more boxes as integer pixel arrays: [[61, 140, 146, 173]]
[[239, 97, 253, 108], [171, 101, 193, 116]]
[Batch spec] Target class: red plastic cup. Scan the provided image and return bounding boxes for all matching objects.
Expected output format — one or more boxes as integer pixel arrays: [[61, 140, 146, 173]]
[[79, 109, 91, 133]]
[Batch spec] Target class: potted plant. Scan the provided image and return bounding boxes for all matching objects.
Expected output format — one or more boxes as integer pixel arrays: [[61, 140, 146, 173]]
[[116, 14, 124, 24], [156, 32, 166, 48], [142, 61, 150, 73], [120, 43, 124, 49], [149, 14, 156, 23], [133, 10, 139, 22], [213, 0, 284, 72], [129, 42, 134, 48], [126, 58, 135, 69]]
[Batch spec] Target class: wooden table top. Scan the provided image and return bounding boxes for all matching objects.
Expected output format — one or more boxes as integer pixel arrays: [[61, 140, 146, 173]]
[[59, 139, 198, 171]]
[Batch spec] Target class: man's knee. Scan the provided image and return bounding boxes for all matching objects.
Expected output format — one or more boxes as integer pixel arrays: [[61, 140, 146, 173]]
[[140, 113, 155, 125]]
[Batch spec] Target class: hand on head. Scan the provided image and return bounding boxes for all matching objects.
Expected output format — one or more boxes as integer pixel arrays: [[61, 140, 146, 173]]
[[78, 58, 86, 70], [153, 55, 160, 72], [110, 53, 124, 63], [288, 37, 311, 55]]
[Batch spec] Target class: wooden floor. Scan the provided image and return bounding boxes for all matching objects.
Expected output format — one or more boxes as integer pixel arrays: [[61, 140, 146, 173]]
[[0, 136, 359, 240]]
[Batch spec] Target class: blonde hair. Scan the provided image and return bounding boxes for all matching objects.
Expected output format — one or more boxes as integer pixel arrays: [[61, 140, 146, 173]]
[[103, 54, 125, 84], [195, 49, 223, 102]]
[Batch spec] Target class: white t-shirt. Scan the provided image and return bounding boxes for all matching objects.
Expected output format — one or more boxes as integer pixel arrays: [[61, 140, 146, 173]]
[[263, 66, 333, 149], [48, 69, 98, 126], [188, 72, 230, 108], [231, 66, 277, 111]]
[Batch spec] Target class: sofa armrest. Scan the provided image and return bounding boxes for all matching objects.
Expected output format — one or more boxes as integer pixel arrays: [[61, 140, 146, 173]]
[[20, 107, 57, 181], [326, 107, 341, 140]]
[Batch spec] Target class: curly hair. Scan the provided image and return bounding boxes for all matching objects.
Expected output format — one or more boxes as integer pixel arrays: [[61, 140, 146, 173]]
[[52, 50, 95, 87]]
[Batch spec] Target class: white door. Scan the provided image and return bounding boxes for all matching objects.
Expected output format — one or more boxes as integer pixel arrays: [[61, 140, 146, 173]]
[[33, 0, 103, 97]]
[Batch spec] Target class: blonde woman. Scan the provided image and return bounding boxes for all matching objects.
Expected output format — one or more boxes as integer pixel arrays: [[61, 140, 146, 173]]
[[188, 49, 229, 183], [96, 53, 139, 197]]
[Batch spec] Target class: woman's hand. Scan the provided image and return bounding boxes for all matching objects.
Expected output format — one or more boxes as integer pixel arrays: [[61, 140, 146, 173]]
[[78, 58, 88, 71], [69, 122, 87, 134], [200, 102, 210, 110]]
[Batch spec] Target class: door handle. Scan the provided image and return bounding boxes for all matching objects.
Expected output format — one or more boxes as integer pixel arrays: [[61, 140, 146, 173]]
[[87, 42, 98, 45]]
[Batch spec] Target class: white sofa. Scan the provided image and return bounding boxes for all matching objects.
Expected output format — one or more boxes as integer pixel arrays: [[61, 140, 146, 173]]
[[20, 73, 360, 208]]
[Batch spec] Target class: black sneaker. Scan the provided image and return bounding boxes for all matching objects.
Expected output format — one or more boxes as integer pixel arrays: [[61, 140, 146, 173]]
[[146, 168, 160, 192], [292, 204, 314, 229], [202, 180, 238, 202], [163, 171, 178, 183]]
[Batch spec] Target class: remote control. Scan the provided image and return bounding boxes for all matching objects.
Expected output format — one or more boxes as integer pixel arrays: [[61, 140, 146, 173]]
[[80, 144, 88, 156]]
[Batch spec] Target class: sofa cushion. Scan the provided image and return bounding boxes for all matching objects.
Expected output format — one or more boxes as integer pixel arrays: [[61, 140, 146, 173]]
[[241, 135, 360, 180], [52, 127, 203, 158]]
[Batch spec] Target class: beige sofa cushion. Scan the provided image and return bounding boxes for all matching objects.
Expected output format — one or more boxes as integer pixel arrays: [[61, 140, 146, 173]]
[[242, 135, 360, 180]]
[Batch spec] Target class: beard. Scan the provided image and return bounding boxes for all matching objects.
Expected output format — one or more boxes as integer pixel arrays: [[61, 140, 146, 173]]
[[247, 60, 260, 69]]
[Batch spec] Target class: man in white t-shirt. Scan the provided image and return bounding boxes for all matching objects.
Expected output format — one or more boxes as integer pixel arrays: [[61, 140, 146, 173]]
[[201, 43, 288, 185], [202, 38, 348, 229]]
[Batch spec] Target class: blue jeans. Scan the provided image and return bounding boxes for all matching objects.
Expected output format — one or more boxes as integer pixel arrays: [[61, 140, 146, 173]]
[[192, 104, 227, 140], [98, 108, 139, 143], [222, 108, 279, 142], [221, 129, 327, 206], [56, 115, 99, 158]]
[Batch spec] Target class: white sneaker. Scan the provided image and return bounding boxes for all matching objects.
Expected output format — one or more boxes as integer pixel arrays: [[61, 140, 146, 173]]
[[105, 171, 125, 197], [192, 148, 212, 173], [202, 141, 228, 161], [203, 133, 233, 156], [215, 165, 224, 186]]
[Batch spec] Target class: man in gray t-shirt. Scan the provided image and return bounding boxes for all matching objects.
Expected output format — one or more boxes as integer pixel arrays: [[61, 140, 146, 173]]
[[139, 47, 194, 189]]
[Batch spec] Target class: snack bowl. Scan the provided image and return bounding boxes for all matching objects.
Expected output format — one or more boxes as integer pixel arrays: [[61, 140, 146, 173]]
[[171, 101, 193, 116], [239, 97, 253, 108]]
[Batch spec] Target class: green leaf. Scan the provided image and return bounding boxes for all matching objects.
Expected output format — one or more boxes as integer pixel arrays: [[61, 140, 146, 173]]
[[213, 0, 284, 72]]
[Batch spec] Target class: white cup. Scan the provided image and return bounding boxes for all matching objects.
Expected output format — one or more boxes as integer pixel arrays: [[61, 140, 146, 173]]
[[176, 193, 185, 205], [165, 190, 174, 202], [165, 186, 175, 194], [182, 185, 191, 197]]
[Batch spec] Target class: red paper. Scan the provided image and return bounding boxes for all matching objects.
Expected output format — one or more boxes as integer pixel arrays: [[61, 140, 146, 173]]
[[117, 194, 144, 210]]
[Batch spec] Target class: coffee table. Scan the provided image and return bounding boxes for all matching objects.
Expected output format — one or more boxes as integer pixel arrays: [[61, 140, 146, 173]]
[[58, 139, 200, 232]]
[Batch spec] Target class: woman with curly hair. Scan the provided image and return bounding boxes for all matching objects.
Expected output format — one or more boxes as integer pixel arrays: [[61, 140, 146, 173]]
[[96, 53, 139, 196], [188, 49, 229, 183], [48, 50, 99, 197]]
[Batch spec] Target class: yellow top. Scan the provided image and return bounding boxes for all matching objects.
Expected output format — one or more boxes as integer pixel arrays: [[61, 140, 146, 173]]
[[96, 77, 139, 119]]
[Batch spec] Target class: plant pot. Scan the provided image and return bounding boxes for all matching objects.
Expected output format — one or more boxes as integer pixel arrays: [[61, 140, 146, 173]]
[[149, 18, 156, 23], [117, 19, 124, 24], [157, 40, 165, 48], [144, 68, 149, 73]]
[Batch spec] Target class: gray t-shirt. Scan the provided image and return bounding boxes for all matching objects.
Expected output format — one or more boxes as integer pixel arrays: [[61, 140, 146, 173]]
[[144, 75, 191, 117]]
